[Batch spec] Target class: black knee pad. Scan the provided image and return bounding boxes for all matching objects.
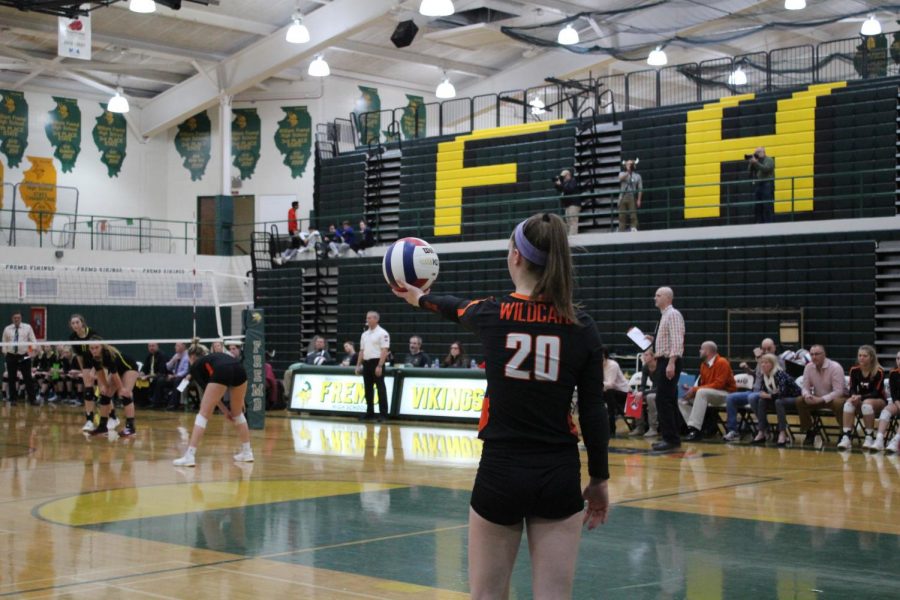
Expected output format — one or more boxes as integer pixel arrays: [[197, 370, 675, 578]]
[[121, 395, 133, 407], [99, 395, 112, 406], [83, 389, 95, 402]]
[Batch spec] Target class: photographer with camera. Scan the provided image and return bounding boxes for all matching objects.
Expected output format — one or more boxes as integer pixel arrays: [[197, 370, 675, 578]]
[[618, 159, 642, 232], [747, 146, 775, 223], [554, 169, 581, 235]]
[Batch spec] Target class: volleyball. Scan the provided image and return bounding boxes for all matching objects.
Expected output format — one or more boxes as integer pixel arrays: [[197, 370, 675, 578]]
[[382, 237, 440, 291]]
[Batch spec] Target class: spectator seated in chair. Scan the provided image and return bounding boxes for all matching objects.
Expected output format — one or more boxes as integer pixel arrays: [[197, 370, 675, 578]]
[[679, 341, 737, 441], [602, 347, 630, 438], [628, 349, 659, 438], [796, 344, 847, 446], [305, 335, 335, 366], [871, 350, 900, 452], [351, 220, 376, 256], [747, 353, 802, 446]]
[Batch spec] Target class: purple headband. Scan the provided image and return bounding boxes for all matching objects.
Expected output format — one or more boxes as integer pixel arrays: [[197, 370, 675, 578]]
[[514, 220, 547, 266]]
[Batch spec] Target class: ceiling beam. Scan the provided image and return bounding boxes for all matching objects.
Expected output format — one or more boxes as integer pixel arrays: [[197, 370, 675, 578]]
[[332, 39, 499, 78], [108, 1, 279, 37], [138, 0, 396, 138], [0, 13, 228, 64]]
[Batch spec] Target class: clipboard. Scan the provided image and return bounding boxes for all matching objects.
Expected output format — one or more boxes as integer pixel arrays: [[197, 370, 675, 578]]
[[626, 326, 652, 351]]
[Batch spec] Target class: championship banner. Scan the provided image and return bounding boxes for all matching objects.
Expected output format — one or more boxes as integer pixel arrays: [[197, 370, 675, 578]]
[[243, 308, 265, 430], [0, 90, 28, 168], [174, 111, 211, 181], [232, 108, 261, 180], [290, 370, 395, 414], [45, 97, 81, 173], [396, 374, 485, 421], [20, 157, 57, 233], [93, 104, 127, 178], [400, 94, 425, 140], [274, 106, 311, 179], [353, 86, 380, 146], [58, 10, 91, 60]]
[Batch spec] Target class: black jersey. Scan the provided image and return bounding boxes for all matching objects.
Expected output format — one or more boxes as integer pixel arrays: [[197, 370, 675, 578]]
[[848, 365, 885, 400], [189, 353, 243, 388], [91, 347, 137, 376], [889, 369, 900, 402], [420, 292, 609, 480], [37, 351, 58, 371], [69, 327, 101, 363]]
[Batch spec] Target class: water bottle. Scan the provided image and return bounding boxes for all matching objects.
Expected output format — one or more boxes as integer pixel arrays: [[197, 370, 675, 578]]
[[469, 359, 478, 369], [432, 358, 440, 369]]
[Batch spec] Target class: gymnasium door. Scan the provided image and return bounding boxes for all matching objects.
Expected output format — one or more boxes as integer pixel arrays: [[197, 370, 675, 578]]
[[197, 195, 234, 256]]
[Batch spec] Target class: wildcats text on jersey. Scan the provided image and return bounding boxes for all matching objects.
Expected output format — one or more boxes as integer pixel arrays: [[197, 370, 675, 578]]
[[499, 301, 571, 325]]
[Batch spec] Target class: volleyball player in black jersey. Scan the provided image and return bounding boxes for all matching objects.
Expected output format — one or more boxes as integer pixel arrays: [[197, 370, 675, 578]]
[[87, 343, 139, 437], [394, 213, 610, 599], [173, 341, 253, 467], [69, 314, 103, 432]]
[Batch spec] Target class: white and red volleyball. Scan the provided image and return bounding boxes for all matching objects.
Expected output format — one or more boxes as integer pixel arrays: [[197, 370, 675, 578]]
[[382, 237, 440, 291]]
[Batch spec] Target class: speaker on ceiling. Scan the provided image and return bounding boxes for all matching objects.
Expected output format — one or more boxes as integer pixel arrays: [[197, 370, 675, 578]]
[[390, 20, 419, 48]]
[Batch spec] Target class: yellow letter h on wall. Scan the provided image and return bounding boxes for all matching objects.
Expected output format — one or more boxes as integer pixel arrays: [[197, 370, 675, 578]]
[[684, 82, 846, 219]]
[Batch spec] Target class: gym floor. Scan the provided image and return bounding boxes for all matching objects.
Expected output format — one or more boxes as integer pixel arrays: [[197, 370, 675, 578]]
[[1, 405, 896, 599]]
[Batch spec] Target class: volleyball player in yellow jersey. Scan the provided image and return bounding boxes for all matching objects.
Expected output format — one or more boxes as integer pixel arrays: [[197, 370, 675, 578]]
[[393, 213, 610, 599]]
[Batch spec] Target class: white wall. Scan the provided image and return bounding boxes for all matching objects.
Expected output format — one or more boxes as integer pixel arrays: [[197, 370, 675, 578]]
[[2, 76, 441, 245]]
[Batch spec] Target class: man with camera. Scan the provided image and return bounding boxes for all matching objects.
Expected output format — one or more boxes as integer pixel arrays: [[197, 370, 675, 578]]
[[618, 159, 642, 232], [747, 147, 775, 223], [554, 169, 581, 235]]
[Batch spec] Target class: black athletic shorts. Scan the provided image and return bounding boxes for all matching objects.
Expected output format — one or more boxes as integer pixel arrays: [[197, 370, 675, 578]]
[[210, 362, 248, 387], [470, 439, 584, 526]]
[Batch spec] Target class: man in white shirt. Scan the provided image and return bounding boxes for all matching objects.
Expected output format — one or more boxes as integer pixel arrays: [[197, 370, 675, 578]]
[[356, 311, 390, 421], [2, 311, 37, 405]]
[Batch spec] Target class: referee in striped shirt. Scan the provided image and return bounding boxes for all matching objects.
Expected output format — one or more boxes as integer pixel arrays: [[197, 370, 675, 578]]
[[646, 287, 685, 451]]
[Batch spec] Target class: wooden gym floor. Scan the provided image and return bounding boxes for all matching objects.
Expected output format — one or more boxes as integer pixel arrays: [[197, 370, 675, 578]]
[[0, 404, 897, 599]]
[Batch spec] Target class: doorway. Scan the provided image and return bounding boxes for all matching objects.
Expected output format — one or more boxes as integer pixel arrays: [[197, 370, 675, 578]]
[[232, 194, 255, 256]]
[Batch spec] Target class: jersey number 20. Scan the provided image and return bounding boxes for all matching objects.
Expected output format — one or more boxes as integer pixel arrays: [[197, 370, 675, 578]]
[[505, 333, 560, 382]]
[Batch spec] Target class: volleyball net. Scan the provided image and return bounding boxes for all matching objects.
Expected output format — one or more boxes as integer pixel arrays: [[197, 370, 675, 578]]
[[0, 264, 254, 352]]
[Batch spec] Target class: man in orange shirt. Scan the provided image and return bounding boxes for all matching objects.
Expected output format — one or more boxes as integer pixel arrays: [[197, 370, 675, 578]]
[[287, 201, 299, 237], [679, 341, 736, 441]]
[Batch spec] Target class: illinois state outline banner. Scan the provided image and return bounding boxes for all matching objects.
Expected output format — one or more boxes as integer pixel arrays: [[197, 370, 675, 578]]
[[174, 111, 211, 181], [274, 106, 311, 179], [401, 94, 425, 140], [92, 104, 127, 178], [20, 156, 57, 233], [232, 108, 261, 180], [0, 90, 28, 168], [44, 97, 81, 173], [354, 86, 380, 146]]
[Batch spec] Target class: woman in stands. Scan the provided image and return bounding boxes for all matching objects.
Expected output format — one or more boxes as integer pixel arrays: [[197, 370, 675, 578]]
[[441, 341, 468, 368], [870, 350, 900, 452], [173, 340, 253, 467], [748, 354, 801, 446], [392, 212, 609, 599], [69, 314, 103, 432], [837, 345, 885, 450], [87, 342, 139, 437]]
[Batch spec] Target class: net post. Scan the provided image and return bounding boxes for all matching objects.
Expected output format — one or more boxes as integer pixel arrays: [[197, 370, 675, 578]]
[[243, 308, 266, 430]]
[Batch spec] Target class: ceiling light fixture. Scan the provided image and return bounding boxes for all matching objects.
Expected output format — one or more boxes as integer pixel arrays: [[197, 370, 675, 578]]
[[286, 14, 310, 44], [308, 54, 330, 77], [435, 72, 456, 99], [728, 67, 747, 86], [557, 23, 579, 45], [647, 46, 667, 66], [129, 0, 156, 14], [861, 15, 882, 36], [784, 0, 805, 10], [419, 0, 455, 17], [107, 87, 129, 114]]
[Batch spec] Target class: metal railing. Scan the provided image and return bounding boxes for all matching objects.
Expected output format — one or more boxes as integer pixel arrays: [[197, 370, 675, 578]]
[[389, 167, 897, 242], [318, 35, 898, 153]]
